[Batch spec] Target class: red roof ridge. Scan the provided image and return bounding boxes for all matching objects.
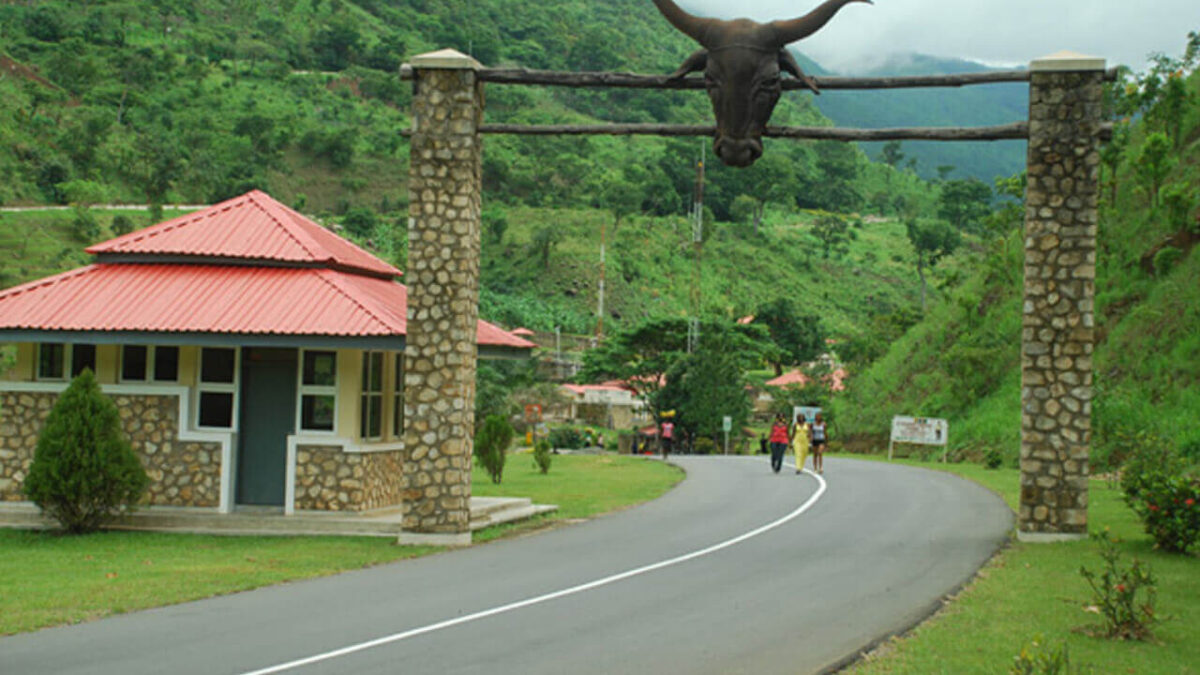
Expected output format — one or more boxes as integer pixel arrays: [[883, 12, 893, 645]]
[[85, 193, 248, 254], [246, 190, 329, 265], [312, 269, 395, 333], [0, 264, 97, 302]]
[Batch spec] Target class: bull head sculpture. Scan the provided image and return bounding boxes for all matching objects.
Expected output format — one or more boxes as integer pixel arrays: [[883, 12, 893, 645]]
[[653, 0, 872, 167]]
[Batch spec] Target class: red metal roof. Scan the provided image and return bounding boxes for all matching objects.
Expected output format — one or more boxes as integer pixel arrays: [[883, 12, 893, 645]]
[[0, 263, 532, 348], [86, 190, 400, 278]]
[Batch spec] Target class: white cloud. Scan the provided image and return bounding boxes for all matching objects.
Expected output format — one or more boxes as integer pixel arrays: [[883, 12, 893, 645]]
[[676, 0, 1194, 72]]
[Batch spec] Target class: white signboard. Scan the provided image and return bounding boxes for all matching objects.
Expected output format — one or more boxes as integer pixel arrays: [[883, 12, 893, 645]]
[[722, 416, 732, 432], [791, 406, 822, 425], [889, 416, 949, 461]]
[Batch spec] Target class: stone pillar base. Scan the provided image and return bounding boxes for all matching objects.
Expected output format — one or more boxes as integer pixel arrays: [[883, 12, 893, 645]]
[[1017, 530, 1087, 544], [397, 531, 472, 547]]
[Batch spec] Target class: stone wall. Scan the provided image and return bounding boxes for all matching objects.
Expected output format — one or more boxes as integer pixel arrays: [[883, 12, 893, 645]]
[[294, 445, 404, 512], [403, 50, 483, 536], [0, 391, 222, 507], [1020, 58, 1104, 538]]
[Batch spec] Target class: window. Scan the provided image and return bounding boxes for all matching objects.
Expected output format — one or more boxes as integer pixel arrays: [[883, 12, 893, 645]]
[[392, 354, 405, 439], [70, 344, 96, 378], [299, 350, 336, 432], [153, 346, 179, 382], [37, 343, 65, 380], [360, 351, 383, 440], [197, 347, 237, 429], [121, 346, 148, 381], [121, 345, 180, 383]]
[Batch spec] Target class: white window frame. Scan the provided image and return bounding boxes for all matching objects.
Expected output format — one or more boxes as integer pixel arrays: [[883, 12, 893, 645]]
[[391, 352, 405, 440], [360, 351, 384, 441], [36, 343, 67, 381], [195, 347, 239, 431], [297, 349, 338, 434], [118, 345, 180, 384]]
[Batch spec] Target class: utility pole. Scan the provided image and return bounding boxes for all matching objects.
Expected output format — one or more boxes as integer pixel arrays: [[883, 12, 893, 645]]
[[688, 141, 704, 354], [596, 220, 606, 339]]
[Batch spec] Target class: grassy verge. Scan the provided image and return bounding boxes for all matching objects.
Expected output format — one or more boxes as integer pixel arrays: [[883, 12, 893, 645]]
[[0, 453, 681, 635], [835, 453, 1200, 674]]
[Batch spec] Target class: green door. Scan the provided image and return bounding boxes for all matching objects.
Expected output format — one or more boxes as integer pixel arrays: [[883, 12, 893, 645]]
[[236, 348, 297, 506]]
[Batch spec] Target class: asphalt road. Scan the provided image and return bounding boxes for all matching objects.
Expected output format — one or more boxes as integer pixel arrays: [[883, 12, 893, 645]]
[[0, 456, 1012, 675]]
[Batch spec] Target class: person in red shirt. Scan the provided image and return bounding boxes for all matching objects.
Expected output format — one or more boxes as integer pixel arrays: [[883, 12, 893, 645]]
[[660, 420, 674, 458], [768, 414, 790, 473]]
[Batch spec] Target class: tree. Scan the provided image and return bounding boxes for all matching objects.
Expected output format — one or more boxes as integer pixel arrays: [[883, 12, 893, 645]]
[[654, 324, 771, 447], [23, 370, 149, 533], [528, 225, 564, 269], [1135, 132, 1175, 207], [880, 141, 905, 168], [754, 297, 825, 375], [811, 214, 851, 260], [905, 218, 961, 311], [311, 13, 363, 70], [804, 141, 861, 212], [1100, 123, 1130, 207], [937, 178, 992, 232], [341, 207, 378, 238]]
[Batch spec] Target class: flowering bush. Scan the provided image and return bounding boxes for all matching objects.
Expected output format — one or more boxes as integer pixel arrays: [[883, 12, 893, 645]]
[[1120, 444, 1200, 553], [1131, 476, 1200, 554], [1078, 530, 1158, 640]]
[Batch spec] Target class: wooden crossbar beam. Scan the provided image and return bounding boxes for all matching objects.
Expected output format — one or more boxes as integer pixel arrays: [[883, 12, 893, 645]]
[[400, 122, 1115, 141], [399, 65, 1121, 89]]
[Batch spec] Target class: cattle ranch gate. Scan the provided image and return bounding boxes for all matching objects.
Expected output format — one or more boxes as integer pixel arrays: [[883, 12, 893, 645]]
[[398, 48, 1110, 545]]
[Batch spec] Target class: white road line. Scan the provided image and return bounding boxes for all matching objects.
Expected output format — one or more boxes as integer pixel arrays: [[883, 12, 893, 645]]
[[242, 461, 826, 675]]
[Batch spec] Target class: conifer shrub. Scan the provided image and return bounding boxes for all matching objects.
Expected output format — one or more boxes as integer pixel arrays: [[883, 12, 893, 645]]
[[474, 414, 513, 485], [532, 439, 552, 474], [23, 369, 149, 534]]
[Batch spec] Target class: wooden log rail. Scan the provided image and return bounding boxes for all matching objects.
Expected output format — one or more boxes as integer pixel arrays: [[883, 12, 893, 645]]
[[400, 121, 1113, 141], [399, 65, 1120, 90]]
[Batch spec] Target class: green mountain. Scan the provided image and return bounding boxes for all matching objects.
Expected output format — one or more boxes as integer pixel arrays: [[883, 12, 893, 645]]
[[803, 52, 1029, 183]]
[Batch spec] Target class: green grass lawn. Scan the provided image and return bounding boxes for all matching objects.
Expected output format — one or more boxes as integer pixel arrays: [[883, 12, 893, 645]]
[[0, 453, 681, 635], [836, 453, 1200, 674]]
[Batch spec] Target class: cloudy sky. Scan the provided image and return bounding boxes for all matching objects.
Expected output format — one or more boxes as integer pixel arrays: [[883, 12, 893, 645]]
[[681, 0, 1195, 73]]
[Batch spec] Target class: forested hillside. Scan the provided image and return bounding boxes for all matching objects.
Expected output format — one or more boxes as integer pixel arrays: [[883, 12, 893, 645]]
[[0, 0, 960, 339], [832, 40, 1200, 468]]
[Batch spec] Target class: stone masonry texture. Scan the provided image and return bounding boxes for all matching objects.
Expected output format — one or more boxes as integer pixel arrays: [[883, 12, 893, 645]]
[[294, 445, 404, 512], [1, 391, 221, 507], [1020, 69, 1103, 535], [404, 63, 482, 534]]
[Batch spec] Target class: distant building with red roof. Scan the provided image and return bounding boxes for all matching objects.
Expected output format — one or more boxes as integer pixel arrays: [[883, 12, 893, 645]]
[[0, 190, 532, 519], [765, 367, 846, 392]]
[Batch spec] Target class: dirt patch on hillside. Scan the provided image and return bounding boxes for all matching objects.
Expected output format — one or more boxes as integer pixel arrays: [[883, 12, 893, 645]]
[[1, 54, 60, 91]]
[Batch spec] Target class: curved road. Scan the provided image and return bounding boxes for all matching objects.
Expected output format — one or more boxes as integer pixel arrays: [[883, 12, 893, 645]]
[[0, 457, 1012, 675]]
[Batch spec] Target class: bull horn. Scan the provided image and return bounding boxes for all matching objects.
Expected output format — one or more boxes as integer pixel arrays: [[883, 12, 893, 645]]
[[651, 0, 718, 46], [770, 0, 872, 46]]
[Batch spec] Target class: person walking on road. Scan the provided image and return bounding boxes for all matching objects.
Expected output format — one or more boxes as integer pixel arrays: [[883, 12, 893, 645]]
[[792, 413, 811, 475], [768, 414, 789, 473], [811, 413, 828, 474], [660, 419, 674, 458]]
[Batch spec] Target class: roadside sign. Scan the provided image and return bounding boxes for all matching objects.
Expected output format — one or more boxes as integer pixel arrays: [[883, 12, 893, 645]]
[[792, 406, 821, 425], [722, 416, 732, 432], [889, 416, 949, 461]]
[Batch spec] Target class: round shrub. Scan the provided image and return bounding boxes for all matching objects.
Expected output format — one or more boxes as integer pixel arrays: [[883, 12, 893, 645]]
[[23, 369, 149, 534], [474, 414, 513, 485], [548, 426, 584, 450]]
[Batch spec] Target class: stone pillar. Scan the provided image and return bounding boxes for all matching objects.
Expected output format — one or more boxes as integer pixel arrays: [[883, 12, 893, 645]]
[[401, 49, 483, 545], [1019, 51, 1105, 542]]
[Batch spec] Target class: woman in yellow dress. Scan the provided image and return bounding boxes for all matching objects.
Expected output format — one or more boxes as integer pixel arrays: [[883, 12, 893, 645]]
[[791, 413, 811, 475]]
